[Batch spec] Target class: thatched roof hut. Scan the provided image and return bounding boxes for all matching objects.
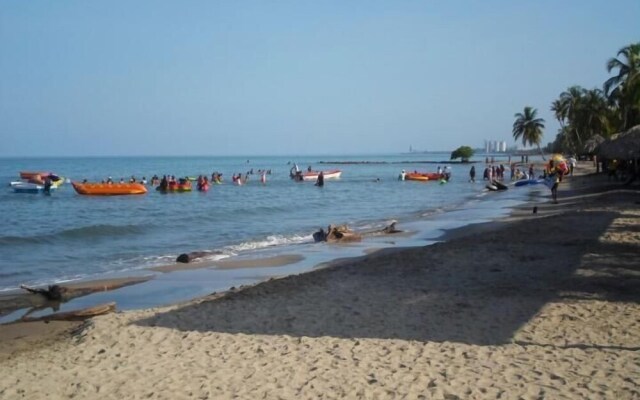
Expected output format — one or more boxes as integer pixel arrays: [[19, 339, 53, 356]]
[[582, 134, 606, 154], [597, 125, 640, 159]]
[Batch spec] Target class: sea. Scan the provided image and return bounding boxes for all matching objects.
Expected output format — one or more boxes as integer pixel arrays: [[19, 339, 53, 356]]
[[0, 153, 548, 322]]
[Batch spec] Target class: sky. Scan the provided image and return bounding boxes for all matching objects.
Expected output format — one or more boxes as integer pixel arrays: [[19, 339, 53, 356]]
[[1, 1, 638, 157]]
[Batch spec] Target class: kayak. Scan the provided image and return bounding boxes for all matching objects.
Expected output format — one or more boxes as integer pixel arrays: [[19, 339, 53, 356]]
[[72, 182, 147, 195]]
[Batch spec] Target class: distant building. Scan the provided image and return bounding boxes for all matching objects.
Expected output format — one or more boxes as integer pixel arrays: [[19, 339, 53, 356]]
[[483, 139, 508, 153]]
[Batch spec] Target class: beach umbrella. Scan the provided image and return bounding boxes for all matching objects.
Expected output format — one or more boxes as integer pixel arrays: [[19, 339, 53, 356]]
[[582, 134, 605, 154], [551, 154, 569, 174], [597, 125, 640, 159]]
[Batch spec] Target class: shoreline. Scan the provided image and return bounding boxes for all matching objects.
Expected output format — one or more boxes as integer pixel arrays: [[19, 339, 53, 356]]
[[0, 161, 610, 324], [1, 162, 638, 398]]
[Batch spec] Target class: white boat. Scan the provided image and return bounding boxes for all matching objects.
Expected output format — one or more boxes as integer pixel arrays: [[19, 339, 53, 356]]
[[12, 182, 58, 194], [301, 169, 342, 182]]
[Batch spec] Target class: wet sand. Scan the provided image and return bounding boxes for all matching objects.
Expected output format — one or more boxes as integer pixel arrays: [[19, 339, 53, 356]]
[[149, 254, 305, 273]]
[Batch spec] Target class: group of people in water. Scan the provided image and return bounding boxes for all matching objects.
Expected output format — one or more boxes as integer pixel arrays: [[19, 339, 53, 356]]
[[470, 157, 574, 203], [88, 169, 275, 190], [472, 163, 539, 183], [231, 169, 271, 185], [474, 161, 569, 184], [91, 176, 149, 185]]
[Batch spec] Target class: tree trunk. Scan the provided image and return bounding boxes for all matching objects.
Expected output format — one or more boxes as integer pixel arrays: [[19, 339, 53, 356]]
[[537, 145, 546, 160]]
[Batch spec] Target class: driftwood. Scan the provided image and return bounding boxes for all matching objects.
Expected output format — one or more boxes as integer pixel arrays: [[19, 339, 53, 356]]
[[327, 224, 361, 242], [20, 284, 69, 301], [19, 302, 116, 322], [380, 221, 401, 234], [314, 224, 362, 243], [20, 279, 147, 302], [0, 277, 150, 320], [313, 221, 402, 243]]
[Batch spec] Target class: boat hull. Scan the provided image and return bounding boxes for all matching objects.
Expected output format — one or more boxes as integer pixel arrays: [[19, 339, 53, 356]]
[[12, 182, 58, 194], [301, 170, 342, 181]]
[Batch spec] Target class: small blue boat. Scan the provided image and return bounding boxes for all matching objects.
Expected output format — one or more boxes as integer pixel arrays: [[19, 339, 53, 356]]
[[514, 179, 543, 187]]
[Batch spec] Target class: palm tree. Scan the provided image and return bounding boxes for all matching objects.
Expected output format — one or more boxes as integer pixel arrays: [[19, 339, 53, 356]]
[[551, 98, 568, 128], [513, 106, 546, 159], [604, 43, 640, 130], [551, 86, 613, 154], [581, 88, 610, 137]]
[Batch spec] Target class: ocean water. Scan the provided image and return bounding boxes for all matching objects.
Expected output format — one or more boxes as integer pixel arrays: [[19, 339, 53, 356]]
[[0, 154, 549, 316]]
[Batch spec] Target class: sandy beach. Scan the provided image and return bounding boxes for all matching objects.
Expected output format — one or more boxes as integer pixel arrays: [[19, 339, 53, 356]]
[[1, 164, 639, 399]]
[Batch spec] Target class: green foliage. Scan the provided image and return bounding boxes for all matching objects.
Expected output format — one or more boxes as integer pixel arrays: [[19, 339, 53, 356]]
[[547, 41, 640, 154], [450, 146, 474, 162], [550, 86, 610, 153]]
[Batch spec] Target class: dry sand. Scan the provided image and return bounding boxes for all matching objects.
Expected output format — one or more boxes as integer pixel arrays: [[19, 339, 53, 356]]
[[1, 165, 639, 399]]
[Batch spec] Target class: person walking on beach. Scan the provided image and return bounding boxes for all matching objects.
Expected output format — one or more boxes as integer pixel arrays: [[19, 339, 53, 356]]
[[569, 156, 577, 176], [547, 160, 560, 203], [469, 166, 476, 182]]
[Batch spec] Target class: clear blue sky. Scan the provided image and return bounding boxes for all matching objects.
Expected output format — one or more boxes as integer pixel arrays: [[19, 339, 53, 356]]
[[1, 1, 638, 156]]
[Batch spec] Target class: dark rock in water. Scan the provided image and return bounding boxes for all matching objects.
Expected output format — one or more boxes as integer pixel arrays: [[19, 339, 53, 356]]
[[176, 253, 190, 263], [313, 229, 327, 242], [176, 250, 223, 263]]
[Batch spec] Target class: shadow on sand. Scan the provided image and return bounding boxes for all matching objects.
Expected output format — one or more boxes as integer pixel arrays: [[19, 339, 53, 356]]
[[135, 205, 640, 346]]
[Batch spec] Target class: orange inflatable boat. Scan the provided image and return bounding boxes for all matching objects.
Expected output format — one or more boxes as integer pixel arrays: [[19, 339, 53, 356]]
[[405, 172, 442, 182], [72, 182, 148, 196]]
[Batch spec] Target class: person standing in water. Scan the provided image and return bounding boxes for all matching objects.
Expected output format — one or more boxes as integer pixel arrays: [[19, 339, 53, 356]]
[[469, 166, 476, 182], [315, 171, 324, 187], [43, 175, 53, 195]]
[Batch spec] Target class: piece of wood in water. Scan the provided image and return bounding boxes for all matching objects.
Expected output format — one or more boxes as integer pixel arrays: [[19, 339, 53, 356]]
[[19, 302, 116, 322]]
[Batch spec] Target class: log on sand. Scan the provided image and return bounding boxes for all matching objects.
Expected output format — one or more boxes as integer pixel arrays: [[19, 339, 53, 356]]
[[313, 221, 402, 243], [0, 277, 150, 320], [19, 302, 116, 323], [19, 279, 150, 302]]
